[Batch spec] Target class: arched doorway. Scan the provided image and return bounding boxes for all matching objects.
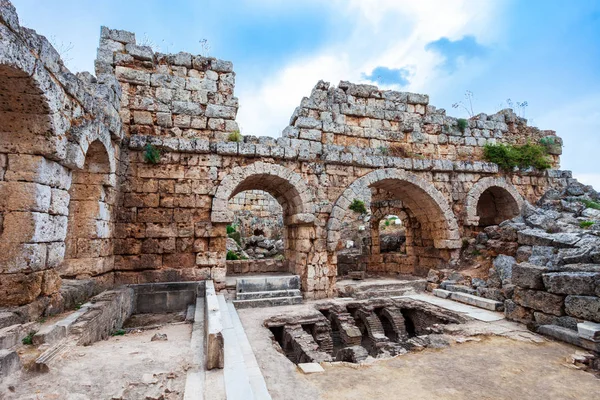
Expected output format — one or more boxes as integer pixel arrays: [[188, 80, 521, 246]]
[[327, 169, 461, 277], [464, 177, 524, 227], [211, 162, 329, 298], [0, 63, 68, 306]]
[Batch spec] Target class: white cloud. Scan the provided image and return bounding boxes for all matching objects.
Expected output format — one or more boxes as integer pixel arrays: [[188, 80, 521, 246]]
[[235, 0, 504, 137]]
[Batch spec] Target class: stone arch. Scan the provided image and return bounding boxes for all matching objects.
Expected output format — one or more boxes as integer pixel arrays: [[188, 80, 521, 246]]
[[0, 59, 71, 306], [464, 177, 524, 227], [327, 169, 461, 252], [60, 140, 116, 278], [211, 162, 315, 225]]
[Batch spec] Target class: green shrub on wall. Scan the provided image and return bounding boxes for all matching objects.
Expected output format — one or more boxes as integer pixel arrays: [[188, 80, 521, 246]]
[[144, 143, 161, 164], [483, 142, 551, 171], [226, 250, 239, 260], [457, 118, 468, 133], [349, 199, 367, 214]]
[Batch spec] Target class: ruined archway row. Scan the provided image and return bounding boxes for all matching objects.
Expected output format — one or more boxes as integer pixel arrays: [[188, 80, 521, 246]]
[[0, 2, 572, 312]]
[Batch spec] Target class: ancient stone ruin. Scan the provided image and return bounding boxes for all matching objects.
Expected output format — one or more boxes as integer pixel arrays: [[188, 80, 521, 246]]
[[1, 1, 599, 398]]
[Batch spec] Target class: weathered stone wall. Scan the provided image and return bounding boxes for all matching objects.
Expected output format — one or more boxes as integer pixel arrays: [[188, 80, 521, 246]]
[[229, 190, 283, 240], [0, 2, 122, 308], [0, 1, 577, 309]]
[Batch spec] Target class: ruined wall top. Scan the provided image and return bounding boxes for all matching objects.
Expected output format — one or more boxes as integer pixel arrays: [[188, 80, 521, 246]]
[[95, 24, 562, 170]]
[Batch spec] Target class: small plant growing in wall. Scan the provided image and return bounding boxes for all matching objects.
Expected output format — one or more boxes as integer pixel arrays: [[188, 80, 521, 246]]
[[378, 146, 389, 155], [226, 250, 240, 260], [483, 142, 551, 171], [349, 199, 367, 215], [580, 221, 594, 229], [228, 130, 243, 142], [144, 143, 161, 164], [457, 118, 468, 133], [112, 329, 127, 336]]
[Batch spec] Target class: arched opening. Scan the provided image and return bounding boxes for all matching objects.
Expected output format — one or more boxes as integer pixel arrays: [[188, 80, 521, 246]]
[[464, 178, 524, 228], [0, 64, 67, 307], [61, 141, 115, 279], [328, 169, 461, 279], [211, 163, 325, 297], [476, 186, 521, 227], [227, 190, 284, 262]]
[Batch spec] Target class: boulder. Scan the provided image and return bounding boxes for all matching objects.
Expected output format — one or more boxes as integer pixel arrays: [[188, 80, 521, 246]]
[[493, 255, 515, 282]]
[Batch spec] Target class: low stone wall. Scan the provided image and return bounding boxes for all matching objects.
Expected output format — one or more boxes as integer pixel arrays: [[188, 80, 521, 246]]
[[226, 259, 289, 275], [507, 264, 600, 327], [130, 281, 202, 314], [69, 287, 135, 346]]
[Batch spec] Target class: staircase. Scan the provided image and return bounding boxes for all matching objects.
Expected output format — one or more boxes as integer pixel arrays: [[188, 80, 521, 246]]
[[233, 275, 303, 309]]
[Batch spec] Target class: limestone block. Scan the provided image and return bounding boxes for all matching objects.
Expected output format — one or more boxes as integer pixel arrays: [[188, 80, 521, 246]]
[[504, 299, 534, 323], [0, 181, 51, 212], [513, 288, 564, 316], [512, 263, 547, 289], [5, 155, 71, 190], [565, 296, 600, 323], [100, 26, 135, 44], [115, 66, 150, 85], [542, 272, 600, 296], [0, 271, 43, 306]]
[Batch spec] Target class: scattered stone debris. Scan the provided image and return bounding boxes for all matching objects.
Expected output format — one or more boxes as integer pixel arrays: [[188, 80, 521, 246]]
[[151, 333, 168, 342]]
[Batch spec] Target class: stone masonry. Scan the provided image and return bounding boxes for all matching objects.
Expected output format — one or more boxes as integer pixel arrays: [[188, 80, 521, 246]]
[[0, 1, 575, 315]]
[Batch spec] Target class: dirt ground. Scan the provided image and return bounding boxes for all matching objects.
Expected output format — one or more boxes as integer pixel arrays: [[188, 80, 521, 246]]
[[238, 302, 600, 400], [310, 337, 600, 400], [1, 323, 193, 400]]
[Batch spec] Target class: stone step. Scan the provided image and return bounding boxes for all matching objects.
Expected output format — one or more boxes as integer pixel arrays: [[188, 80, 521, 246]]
[[0, 349, 21, 380], [237, 289, 301, 301], [0, 312, 21, 330], [233, 296, 303, 309], [443, 284, 476, 295], [537, 324, 600, 352], [448, 292, 504, 311], [226, 302, 272, 400], [217, 295, 255, 400], [236, 276, 300, 294]]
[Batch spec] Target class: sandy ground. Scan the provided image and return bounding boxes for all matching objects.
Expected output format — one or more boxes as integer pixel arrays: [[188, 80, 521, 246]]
[[2, 323, 193, 400], [238, 302, 600, 400]]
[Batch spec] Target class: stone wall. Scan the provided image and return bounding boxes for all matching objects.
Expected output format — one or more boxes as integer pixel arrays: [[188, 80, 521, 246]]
[[229, 190, 283, 241], [0, 2, 122, 309], [0, 1, 578, 309]]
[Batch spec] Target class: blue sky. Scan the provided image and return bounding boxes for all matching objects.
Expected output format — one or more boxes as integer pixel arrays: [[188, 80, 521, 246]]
[[11, 0, 600, 188]]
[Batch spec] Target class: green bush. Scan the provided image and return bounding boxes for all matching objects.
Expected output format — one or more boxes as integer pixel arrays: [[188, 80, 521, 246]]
[[226, 250, 240, 260], [228, 231, 241, 246], [112, 329, 126, 336], [483, 143, 551, 171], [457, 118, 468, 133], [226, 224, 237, 234], [580, 199, 600, 210], [580, 221, 594, 229], [228, 130, 243, 142], [144, 143, 161, 164], [22, 331, 37, 345], [349, 199, 367, 214]]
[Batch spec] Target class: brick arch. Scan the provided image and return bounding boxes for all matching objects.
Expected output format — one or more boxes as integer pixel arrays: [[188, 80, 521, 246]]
[[464, 177, 524, 226], [327, 169, 460, 252], [211, 162, 315, 225]]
